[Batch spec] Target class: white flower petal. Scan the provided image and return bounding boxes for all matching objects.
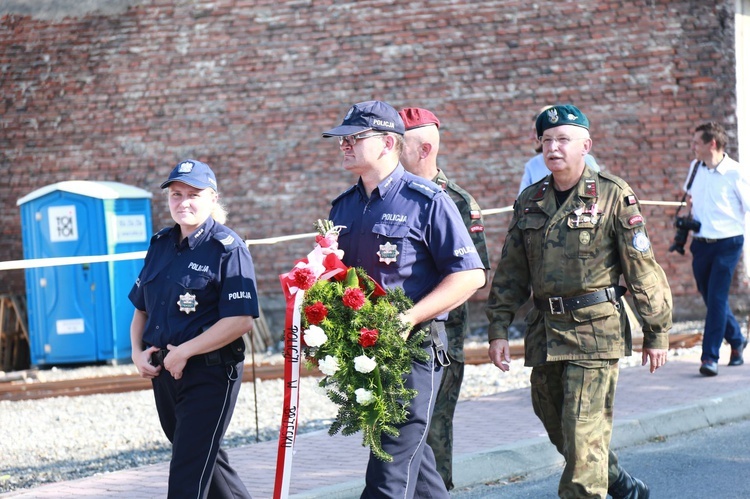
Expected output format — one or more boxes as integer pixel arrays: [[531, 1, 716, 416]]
[[303, 325, 328, 348], [353, 355, 377, 374], [318, 355, 339, 376]]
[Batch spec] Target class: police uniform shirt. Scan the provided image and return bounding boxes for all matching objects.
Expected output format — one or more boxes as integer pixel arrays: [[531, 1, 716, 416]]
[[128, 217, 259, 348], [684, 155, 750, 239], [330, 163, 483, 310]]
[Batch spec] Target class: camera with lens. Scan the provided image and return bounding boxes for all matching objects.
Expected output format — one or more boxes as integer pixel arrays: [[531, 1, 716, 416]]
[[668, 216, 701, 255]]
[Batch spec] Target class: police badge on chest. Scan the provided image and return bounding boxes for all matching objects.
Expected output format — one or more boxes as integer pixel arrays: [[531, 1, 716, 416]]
[[177, 292, 199, 314]]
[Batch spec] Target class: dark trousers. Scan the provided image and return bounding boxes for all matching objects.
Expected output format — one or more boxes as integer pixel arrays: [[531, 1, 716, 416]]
[[361, 343, 449, 499], [690, 235, 745, 363], [152, 357, 250, 499]]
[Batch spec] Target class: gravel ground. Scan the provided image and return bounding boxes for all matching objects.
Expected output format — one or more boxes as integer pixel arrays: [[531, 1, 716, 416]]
[[0, 321, 714, 493]]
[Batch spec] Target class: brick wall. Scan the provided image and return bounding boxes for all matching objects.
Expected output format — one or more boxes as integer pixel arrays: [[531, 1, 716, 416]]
[[1, 0, 746, 337]]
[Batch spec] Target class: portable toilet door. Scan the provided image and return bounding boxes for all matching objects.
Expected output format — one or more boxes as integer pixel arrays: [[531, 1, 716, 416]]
[[17, 181, 153, 366]]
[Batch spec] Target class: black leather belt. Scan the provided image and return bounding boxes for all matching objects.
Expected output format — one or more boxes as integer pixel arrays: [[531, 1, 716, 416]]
[[149, 338, 245, 368], [533, 286, 626, 315], [693, 237, 720, 243]]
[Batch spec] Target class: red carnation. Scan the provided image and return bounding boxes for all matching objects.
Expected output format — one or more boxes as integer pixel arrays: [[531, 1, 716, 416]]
[[304, 301, 328, 325], [315, 234, 333, 248], [359, 327, 379, 348], [342, 287, 366, 310], [291, 267, 317, 290]]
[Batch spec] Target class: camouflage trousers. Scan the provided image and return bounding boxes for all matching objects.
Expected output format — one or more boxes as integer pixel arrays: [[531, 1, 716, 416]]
[[426, 357, 463, 490], [530, 359, 621, 499]]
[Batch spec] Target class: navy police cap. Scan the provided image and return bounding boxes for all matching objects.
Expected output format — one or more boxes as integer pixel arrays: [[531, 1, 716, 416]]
[[160, 159, 218, 191], [323, 100, 405, 137]]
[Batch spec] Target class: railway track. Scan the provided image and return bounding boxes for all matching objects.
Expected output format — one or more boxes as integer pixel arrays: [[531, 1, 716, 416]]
[[0, 333, 701, 402]]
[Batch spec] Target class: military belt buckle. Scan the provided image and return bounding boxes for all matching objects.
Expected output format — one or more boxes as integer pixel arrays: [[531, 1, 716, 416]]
[[549, 297, 565, 314]]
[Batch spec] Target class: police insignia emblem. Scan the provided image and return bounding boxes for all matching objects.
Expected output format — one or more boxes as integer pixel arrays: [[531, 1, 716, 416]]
[[632, 232, 651, 252], [377, 242, 399, 264], [579, 231, 591, 245], [178, 161, 194, 173], [547, 108, 559, 124], [177, 292, 199, 314]]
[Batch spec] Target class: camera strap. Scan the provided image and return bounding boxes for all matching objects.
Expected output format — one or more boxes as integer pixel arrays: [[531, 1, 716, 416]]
[[676, 160, 701, 217]]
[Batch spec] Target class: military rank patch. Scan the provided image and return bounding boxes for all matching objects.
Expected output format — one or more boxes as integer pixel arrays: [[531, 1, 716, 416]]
[[625, 194, 638, 206], [584, 179, 597, 197], [632, 232, 651, 252]]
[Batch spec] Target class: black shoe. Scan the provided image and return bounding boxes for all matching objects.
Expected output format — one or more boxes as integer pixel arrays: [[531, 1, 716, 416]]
[[729, 336, 747, 366], [700, 360, 718, 376], [609, 468, 650, 499]]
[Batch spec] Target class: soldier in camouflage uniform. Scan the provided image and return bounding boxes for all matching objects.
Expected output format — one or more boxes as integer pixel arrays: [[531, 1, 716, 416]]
[[486, 104, 672, 499], [399, 107, 491, 490]]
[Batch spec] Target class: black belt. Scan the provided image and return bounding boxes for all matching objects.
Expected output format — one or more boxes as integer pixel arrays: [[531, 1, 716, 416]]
[[533, 286, 626, 315], [149, 338, 245, 368], [693, 237, 724, 243]]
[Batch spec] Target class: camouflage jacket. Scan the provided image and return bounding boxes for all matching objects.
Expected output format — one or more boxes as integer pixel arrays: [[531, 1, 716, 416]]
[[486, 166, 672, 366], [434, 169, 491, 361]]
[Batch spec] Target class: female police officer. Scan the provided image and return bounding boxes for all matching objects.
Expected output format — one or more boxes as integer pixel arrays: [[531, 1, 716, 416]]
[[129, 159, 258, 499]]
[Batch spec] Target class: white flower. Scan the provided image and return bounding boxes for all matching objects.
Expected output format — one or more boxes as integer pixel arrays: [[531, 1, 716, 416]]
[[303, 325, 328, 348], [355, 388, 375, 405], [318, 355, 340, 376], [353, 355, 377, 374]]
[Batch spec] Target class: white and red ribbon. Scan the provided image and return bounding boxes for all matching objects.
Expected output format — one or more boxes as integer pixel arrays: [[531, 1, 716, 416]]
[[273, 247, 347, 498]]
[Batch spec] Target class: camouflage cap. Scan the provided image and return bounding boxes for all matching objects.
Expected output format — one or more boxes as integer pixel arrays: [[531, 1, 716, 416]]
[[535, 104, 589, 138]]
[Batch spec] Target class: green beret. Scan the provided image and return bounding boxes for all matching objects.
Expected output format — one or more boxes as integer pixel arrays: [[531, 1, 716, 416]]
[[535, 104, 589, 137]]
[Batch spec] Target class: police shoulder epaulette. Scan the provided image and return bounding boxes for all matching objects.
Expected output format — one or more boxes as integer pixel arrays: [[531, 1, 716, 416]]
[[212, 230, 241, 250], [151, 226, 172, 242], [331, 185, 357, 206], [407, 180, 439, 199]]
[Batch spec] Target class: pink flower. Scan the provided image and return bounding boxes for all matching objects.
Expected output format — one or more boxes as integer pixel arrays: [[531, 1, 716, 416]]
[[291, 267, 317, 290], [358, 327, 379, 348], [304, 301, 328, 325], [342, 287, 366, 310]]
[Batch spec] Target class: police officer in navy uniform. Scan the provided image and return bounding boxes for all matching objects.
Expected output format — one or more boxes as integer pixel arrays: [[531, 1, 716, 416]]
[[322, 100, 485, 499], [129, 159, 258, 499]]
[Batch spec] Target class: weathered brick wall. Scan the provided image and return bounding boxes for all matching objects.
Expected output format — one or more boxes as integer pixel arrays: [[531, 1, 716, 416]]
[[1, 0, 745, 337]]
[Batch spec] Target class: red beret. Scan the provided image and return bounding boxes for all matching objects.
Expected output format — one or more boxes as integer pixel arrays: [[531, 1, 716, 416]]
[[398, 108, 441, 131]]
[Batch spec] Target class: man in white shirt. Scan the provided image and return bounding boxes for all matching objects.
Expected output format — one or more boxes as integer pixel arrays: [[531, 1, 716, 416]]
[[685, 121, 750, 376]]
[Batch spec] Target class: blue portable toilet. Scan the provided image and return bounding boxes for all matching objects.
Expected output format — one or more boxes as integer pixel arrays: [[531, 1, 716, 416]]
[[17, 181, 153, 366]]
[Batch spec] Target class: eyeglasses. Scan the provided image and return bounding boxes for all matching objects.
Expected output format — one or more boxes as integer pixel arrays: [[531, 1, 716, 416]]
[[338, 132, 387, 146], [539, 136, 587, 147]]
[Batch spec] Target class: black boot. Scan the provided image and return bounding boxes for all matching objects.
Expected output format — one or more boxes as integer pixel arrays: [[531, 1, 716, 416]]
[[608, 468, 650, 499]]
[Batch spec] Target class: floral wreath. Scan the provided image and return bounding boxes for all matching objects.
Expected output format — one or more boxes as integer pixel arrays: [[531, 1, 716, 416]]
[[287, 220, 427, 462]]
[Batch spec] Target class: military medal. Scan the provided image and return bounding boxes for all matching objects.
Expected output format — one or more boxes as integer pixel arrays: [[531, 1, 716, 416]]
[[177, 292, 199, 314], [377, 242, 399, 264], [572, 207, 584, 227]]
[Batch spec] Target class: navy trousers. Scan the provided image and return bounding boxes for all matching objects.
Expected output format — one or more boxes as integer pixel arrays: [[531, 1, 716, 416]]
[[690, 235, 745, 363], [361, 343, 449, 499], [152, 357, 251, 499]]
